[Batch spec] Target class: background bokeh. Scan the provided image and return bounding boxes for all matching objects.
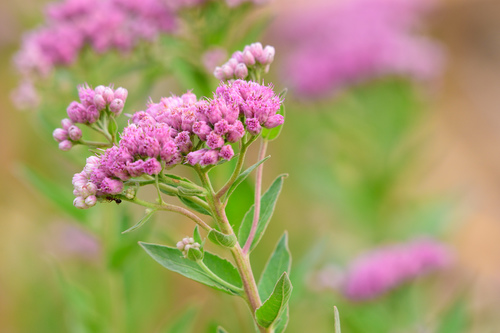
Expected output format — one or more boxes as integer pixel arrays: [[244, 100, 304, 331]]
[[1, 0, 500, 332]]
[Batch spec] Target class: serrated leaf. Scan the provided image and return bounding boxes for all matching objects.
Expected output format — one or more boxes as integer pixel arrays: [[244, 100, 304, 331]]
[[193, 226, 202, 244], [140, 242, 242, 295], [225, 156, 270, 200], [121, 209, 156, 234], [238, 174, 287, 252], [334, 306, 341, 333], [255, 272, 292, 328], [178, 196, 212, 216], [262, 102, 285, 142], [208, 230, 237, 248], [258, 232, 291, 301]]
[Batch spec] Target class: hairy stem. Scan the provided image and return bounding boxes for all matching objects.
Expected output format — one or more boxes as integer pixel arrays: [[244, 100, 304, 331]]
[[243, 139, 268, 254]]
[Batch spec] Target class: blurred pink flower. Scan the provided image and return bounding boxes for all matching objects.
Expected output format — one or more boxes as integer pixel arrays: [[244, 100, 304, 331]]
[[45, 222, 101, 260], [275, 0, 444, 97], [13, 0, 177, 79], [342, 238, 451, 301]]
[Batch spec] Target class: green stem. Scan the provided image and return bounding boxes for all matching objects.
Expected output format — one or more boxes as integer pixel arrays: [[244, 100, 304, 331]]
[[77, 140, 112, 148], [120, 196, 212, 232], [195, 167, 272, 333], [216, 135, 258, 200], [197, 260, 244, 295]]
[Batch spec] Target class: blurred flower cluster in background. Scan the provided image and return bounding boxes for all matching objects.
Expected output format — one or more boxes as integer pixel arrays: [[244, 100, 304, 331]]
[[1, 0, 500, 332]]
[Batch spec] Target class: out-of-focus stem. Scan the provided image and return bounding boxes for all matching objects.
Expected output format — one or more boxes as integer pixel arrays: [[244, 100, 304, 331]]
[[243, 139, 268, 254]]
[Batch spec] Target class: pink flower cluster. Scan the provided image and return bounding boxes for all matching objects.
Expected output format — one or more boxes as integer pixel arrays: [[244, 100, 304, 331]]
[[214, 43, 275, 81], [171, 0, 271, 10], [67, 84, 128, 124], [275, 0, 443, 97], [342, 239, 450, 301], [14, 0, 177, 78], [72, 80, 283, 208], [53, 118, 82, 151]]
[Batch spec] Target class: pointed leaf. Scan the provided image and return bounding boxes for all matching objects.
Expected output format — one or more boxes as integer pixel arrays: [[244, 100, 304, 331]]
[[238, 174, 287, 252], [216, 326, 228, 333], [121, 209, 156, 234], [178, 196, 212, 216], [140, 242, 242, 295], [274, 306, 289, 333], [208, 230, 237, 248], [255, 272, 293, 328], [178, 186, 207, 196], [193, 226, 202, 244], [225, 156, 270, 200], [334, 306, 341, 333], [258, 232, 291, 301]]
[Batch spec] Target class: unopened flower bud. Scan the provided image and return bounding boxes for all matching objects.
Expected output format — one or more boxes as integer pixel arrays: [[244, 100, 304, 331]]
[[242, 50, 256, 66], [102, 87, 114, 104], [227, 58, 238, 70], [68, 125, 82, 141], [125, 188, 136, 199], [232, 51, 244, 62], [176, 236, 202, 260], [94, 85, 105, 95], [245, 118, 262, 135], [234, 63, 248, 79], [93, 94, 106, 111], [109, 99, 124, 115], [214, 67, 225, 80], [113, 87, 128, 102], [85, 195, 97, 207], [249, 42, 264, 61], [73, 196, 89, 209], [59, 140, 73, 151], [264, 114, 284, 128], [221, 64, 234, 79], [61, 118, 73, 130], [219, 145, 234, 161], [262, 46, 275, 65], [53, 128, 68, 142]]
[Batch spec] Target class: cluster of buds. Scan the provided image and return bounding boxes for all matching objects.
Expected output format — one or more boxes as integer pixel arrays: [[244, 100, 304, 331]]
[[72, 157, 101, 209], [52, 118, 82, 151], [176, 237, 203, 260], [214, 42, 275, 81], [67, 84, 128, 124]]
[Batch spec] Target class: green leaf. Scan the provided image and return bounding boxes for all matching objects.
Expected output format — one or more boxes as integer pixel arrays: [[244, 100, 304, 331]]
[[178, 196, 212, 216], [208, 229, 237, 248], [18, 164, 87, 223], [255, 272, 293, 328], [107, 117, 118, 137], [274, 306, 289, 333], [262, 102, 285, 141], [334, 306, 341, 333], [225, 156, 270, 200], [216, 326, 228, 333], [139, 242, 242, 295], [121, 209, 156, 234], [258, 232, 291, 301], [164, 306, 198, 333], [238, 174, 287, 252], [193, 226, 202, 244]]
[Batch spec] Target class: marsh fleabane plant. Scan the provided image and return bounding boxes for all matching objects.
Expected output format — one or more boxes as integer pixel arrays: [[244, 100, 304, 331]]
[[54, 45, 289, 332]]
